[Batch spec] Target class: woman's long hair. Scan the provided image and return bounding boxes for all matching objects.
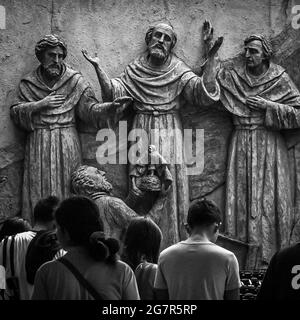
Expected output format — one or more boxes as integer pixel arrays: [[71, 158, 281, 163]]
[[122, 217, 162, 270]]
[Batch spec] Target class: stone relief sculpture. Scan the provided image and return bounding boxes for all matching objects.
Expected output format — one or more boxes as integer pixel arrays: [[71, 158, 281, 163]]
[[71, 165, 139, 245], [82, 22, 222, 249], [217, 34, 300, 266], [125, 144, 173, 216], [10, 34, 131, 223]]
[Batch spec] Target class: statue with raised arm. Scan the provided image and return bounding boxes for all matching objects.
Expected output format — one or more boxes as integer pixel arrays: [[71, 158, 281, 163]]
[[82, 22, 222, 249], [10, 34, 131, 222], [217, 34, 300, 266]]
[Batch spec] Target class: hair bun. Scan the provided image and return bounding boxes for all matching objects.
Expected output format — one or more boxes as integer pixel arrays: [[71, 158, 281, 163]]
[[103, 238, 120, 255], [89, 231, 109, 260]]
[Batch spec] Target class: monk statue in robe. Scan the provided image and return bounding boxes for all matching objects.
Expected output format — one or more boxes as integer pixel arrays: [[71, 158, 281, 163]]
[[217, 34, 300, 266], [10, 35, 131, 223], [82, 22, 222, 249]]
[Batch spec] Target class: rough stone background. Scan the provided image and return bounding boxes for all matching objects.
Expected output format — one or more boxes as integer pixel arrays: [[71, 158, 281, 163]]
[[0, 0, 300, 224]]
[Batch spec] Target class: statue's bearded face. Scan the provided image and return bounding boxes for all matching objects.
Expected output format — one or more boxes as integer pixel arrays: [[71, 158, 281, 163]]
[[148, 27, 173, 61], [41, 46, 64, 79], [86, 166, 113, 193], [244, 40, 265, 68]]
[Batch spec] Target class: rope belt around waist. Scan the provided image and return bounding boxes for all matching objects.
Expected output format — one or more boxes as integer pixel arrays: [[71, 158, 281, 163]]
[[34, 123, 75, 130], [135, 110, 178, 117], [234, 124, 266, 130]]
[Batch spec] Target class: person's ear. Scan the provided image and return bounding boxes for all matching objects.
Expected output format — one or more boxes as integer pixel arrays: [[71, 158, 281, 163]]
[[184, 223, 191, 235]]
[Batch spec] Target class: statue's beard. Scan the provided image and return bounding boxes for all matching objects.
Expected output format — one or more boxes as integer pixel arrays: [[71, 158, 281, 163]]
[[43, 64, 62, 79], [98, 180, 113, 193], [148, 45, 168, 61]]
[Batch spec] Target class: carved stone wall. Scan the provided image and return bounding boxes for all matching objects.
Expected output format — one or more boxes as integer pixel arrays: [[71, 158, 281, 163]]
[[0, 0, 297, 225]]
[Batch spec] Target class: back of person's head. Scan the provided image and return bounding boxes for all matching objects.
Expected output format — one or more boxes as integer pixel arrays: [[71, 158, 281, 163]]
[[187, 198, 222, 230], [33, 196, 60, 225], [0, 217, 31, 241], [55, 195, 119, 263], [123, 217, 162, 270]]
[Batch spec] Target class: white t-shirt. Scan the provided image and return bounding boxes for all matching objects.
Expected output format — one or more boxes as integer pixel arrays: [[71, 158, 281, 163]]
[[32, 247, 140, 300], [0, 231, 35, 299], [0, 231, 65, 300], [154, 240, 241, 300]]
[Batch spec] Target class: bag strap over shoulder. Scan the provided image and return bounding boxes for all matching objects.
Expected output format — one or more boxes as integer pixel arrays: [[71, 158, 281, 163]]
[[58, 257, 104, 300], [9, 235, 15, 277], [2, 237, 8, 268], [2, 235, 15, 275]]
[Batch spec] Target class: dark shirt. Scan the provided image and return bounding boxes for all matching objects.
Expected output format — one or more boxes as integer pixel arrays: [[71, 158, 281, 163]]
[[257, 243, 300, 300]]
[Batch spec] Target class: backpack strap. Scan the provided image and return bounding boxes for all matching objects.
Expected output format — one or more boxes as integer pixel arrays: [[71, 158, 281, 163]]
[[58, 257, 104, 300], [2, 235, 15, 275], [9, 235, 15, 277], [2, 237, 8, 268]]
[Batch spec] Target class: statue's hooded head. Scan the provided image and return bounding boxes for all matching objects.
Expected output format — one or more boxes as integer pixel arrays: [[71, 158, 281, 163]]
[[145, 23, 177, 61], [71, 165, 113, 197], [244, 34, 273, 68], [35, 34, 67, 79]]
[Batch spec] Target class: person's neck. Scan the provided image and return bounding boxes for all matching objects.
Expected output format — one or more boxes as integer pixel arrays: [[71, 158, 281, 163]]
[[246, 62, 269, 77], [188, 230, 211, 243], [33, 222, 53, 231], [90, 190, 110, 200]]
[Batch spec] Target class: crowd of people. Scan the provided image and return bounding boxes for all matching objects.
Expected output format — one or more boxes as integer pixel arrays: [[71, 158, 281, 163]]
[[1, 194, 298, 300]]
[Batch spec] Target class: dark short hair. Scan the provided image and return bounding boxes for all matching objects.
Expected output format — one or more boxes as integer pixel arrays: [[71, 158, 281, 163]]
[[0, 217, 31, 241], [35, 34, 67, 63], [33, 196, 60, 224], [123, 217, 162, 270], [55, 196, 119, 263], [187, 198, 221, 229]]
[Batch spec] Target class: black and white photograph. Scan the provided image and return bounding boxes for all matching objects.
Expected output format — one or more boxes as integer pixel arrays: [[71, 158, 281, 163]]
[[0, 0, 299, 316]]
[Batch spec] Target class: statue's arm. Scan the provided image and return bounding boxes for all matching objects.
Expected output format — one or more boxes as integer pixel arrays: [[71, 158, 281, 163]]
[[247, 74, 300, 129], [82, 49, 113, 101], [182, 74, 220, 107], [94, 65, 113, 102], [76, 86, 132, 127], [265, 101, 300, 130]]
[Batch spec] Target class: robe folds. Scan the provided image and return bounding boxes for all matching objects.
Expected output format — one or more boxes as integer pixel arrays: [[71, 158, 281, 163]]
[[218, 59, 300, 264], [111, 53, 220, 249], [11, 65, 111, 222]]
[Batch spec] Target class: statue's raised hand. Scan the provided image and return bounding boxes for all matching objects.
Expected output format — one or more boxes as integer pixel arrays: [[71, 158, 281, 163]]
[[82, 49, 101, 67], [203, 20, 214, 44]]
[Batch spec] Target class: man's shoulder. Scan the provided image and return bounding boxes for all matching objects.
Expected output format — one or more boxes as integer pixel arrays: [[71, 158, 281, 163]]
[[210, 243, 238, 260], [159, 242, 185, 257], [276, 243, 300, 261]]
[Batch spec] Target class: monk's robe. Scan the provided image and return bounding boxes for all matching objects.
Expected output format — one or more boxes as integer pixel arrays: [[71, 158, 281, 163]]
[[218, 58, 300, 264], [111, 53, 220, 249], [11, 64, 113, 222]]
